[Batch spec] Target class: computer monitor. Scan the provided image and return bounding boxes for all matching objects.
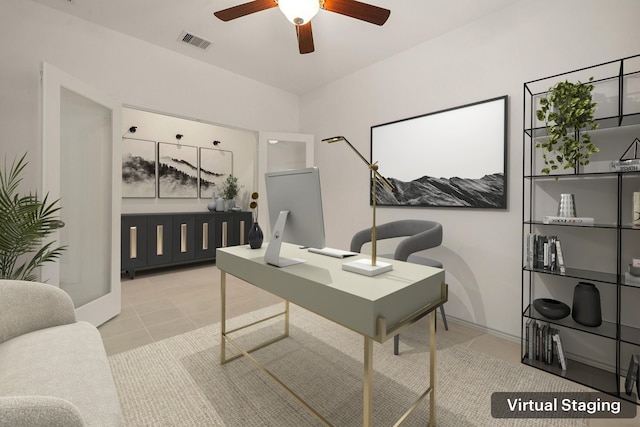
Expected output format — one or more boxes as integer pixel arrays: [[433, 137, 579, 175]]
[[264, 167, 326, 267]]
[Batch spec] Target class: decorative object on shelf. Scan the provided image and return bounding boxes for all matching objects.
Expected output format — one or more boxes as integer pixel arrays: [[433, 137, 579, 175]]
[[535, 78, 599, 175], [571, 282, 602, 327], [248, 192, 263, 249], [221, 174, 242, 211], [207, 192, 217, 212], [610, 138, 640, 172], [557, 193, 577, 217], [533, 298, 570, 320], [323, 135, 394, 276], [0, 153, 67, 280]]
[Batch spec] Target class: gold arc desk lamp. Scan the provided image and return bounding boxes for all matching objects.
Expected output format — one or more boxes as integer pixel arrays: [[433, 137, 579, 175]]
[[323, 136, 395, 276]]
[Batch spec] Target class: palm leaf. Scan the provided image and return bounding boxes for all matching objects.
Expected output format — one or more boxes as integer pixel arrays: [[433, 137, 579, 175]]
[[0, 153, 66, 280]]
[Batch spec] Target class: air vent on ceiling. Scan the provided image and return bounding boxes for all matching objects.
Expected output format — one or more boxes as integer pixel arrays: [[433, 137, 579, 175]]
[[179, 31, 212, 51]]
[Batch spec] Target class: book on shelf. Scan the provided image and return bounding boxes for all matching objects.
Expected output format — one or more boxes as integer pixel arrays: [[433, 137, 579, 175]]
[[525, 234, 565, 273], [555, 240, 566, 273], [543, 216, 594, 226], [611, 158, 640, 172], [624, 354, 639, 396], [525, 319, 565, 368], [526, 319, 537, 361], [552, 331, 567, 371]]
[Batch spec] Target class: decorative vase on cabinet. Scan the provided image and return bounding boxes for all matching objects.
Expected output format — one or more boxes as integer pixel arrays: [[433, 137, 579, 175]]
[[215, 196, 225, 212], [207, 193, 217, 212]]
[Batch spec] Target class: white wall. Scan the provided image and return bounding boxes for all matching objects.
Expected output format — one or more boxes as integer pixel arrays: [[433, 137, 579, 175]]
[[0, 0, 299, 197], [301, 0, 640, 338]]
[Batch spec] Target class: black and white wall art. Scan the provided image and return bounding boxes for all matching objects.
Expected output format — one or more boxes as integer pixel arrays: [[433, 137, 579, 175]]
[[371, 95, 508, 209], [122, 138, 157, 198], [199, 148, 233, 199], [158, 142, 198, 198]]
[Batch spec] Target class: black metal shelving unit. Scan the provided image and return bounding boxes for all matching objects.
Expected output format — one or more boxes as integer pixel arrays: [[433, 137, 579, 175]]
[[522, 53, 640, 404]]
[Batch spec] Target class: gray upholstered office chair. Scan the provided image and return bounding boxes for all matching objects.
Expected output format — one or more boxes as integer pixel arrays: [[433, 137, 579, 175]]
[[350, 219, 447, 355]]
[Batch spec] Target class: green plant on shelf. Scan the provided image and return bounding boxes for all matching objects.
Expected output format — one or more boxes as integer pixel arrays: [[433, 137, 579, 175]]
[[535, 77, 599, 175]]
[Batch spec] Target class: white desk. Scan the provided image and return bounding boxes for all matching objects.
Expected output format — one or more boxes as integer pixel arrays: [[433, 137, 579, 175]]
[[216, 243, 447, 426]]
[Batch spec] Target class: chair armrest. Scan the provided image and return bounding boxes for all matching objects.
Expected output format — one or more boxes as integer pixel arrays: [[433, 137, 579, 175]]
[[0, 396, 84, 427], [395, 223, 442, 261], [0, 280, 76, 345], [350, 228, 372, 253]]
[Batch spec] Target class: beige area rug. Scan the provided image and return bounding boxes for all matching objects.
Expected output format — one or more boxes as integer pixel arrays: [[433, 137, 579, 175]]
[[109, 304, 588, 426]]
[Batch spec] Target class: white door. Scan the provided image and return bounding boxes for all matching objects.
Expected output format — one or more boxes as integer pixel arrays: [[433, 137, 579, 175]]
[[41, 63, 122, 327]]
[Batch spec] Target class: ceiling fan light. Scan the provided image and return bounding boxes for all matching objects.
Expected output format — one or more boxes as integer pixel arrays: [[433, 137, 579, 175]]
[[278, 0, 319, 25]]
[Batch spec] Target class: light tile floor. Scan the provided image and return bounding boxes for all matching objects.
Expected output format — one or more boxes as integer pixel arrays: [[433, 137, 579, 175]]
[[99, 262, 638, 426]]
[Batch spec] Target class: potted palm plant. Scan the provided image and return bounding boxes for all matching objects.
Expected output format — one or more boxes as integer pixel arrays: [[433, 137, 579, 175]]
[[0, 153, 66, 281], [535, 77, 599, 175]]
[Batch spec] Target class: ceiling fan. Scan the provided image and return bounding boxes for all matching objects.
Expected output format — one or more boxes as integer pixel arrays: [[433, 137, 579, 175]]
[[214, 0, 391, 54]]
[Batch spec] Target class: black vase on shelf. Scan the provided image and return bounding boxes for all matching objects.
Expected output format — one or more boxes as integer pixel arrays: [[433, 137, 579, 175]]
[[572, 282, 602, 327], [248, 221, 264, 249]]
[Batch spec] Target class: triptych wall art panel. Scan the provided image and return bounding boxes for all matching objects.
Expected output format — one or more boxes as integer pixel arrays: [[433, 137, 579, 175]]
[[157, 142, 198, 198], [199, 148, 233, 199], [122, 138, 233, 199], [371, 95, 508, 209], [122, 138, 157, 198]]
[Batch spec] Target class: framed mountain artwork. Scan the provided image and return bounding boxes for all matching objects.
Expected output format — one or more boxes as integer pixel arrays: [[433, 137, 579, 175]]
[[371, 95, 508, 209]]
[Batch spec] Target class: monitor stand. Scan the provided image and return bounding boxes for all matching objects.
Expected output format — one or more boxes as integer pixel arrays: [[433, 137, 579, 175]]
[[264, 210, 306, 267]]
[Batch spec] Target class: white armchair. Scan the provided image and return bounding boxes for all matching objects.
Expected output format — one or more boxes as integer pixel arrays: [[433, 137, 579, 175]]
[[0, 280, 123, 427]]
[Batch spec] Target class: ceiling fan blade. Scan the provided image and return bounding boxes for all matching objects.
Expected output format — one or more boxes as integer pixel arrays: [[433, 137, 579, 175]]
[[214, 0, 277, 22], [323, 0, 390, 26], [296, 22, 315, 54]]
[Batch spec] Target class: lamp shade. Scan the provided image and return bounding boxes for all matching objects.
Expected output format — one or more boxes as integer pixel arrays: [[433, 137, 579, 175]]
[[278, 0, 319, 25]]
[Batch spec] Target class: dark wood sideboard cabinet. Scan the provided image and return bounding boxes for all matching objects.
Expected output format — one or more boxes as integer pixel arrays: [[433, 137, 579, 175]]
[[121, 211, 253, 279]]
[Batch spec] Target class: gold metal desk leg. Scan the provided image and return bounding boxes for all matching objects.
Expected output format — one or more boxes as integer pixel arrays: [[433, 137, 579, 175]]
[[285, 300, 290, 337], [429, 309, 436, 427], [220, 270, 226, 364], [364, 336, 373, 427]]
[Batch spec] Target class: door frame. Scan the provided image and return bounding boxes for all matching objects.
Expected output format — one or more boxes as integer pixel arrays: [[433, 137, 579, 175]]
[[41, 62, 122, 326]]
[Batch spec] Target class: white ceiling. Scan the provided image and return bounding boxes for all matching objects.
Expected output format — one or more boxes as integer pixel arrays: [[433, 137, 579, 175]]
[[33, 0, 520, 95]]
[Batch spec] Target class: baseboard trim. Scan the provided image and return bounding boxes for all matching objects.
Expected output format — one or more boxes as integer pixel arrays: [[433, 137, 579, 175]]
[[439, 313, 520, 343]]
